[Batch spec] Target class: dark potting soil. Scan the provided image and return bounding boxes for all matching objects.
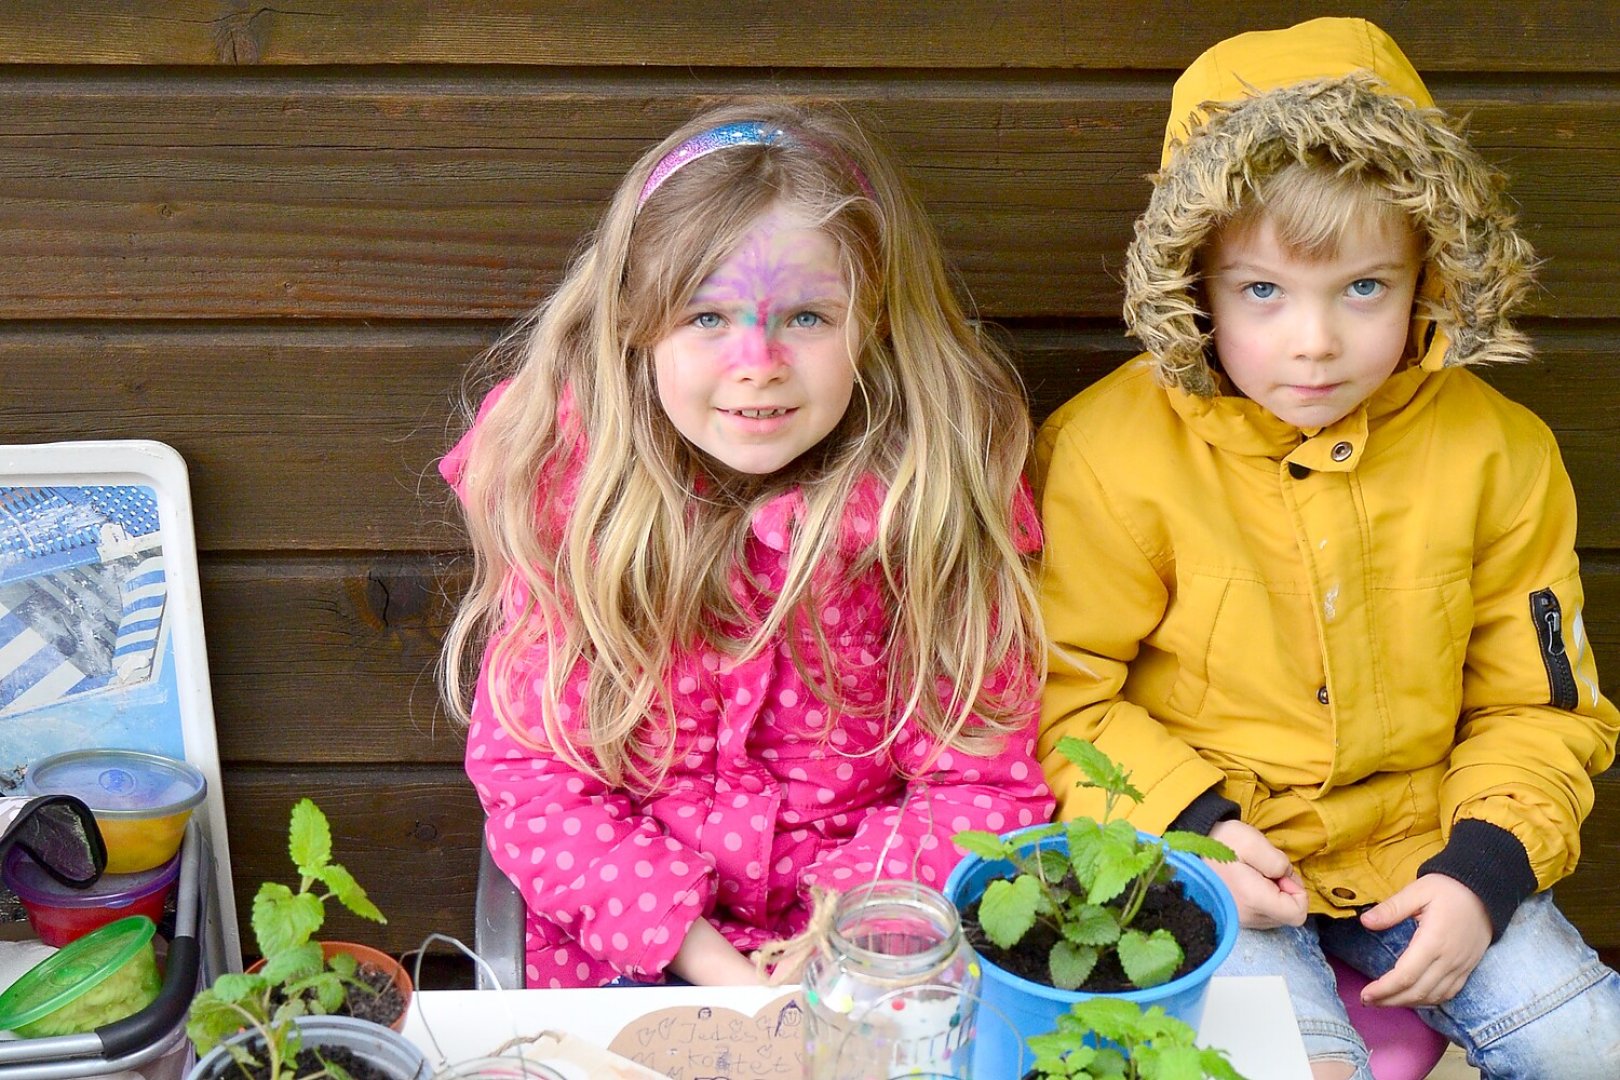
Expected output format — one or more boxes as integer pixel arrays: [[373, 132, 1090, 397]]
[[266, 963, 404, 1027], [222, 1043, 395, 1080], [343, 963, 406, 1027], [962, 878, 1217, 993]]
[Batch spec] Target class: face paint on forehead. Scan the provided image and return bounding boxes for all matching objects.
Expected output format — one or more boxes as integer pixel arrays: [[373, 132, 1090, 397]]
[[693, 223, 846, 329]]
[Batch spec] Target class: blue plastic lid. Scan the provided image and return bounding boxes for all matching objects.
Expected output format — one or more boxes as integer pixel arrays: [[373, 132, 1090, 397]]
[[24, 750, 205, 820]]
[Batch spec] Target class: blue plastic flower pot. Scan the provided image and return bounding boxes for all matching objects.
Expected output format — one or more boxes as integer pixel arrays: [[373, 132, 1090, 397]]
[[943, 824, 1239, 1078]]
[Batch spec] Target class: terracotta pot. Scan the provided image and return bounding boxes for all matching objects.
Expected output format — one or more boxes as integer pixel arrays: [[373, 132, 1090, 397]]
[[247, 939, 413, 1032]]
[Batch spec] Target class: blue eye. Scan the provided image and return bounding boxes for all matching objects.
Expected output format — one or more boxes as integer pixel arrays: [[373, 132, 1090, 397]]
[[1244, 282, 1278, 300], [1348, 278, 1384, 298], [691, 312, 723, 329], [788, 311, 824, 328]]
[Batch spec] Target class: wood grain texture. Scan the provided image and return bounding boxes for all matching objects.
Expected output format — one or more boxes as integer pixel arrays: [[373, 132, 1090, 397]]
[[1557, 770, 1620, 952], [222, 767, 483, 956], [0, 3, 1614, 71], [0, 81, 1615, 319], [8, 321, 1619, 547]]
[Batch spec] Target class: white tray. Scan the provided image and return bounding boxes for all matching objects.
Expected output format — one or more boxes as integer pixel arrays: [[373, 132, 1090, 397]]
[[0, 440, 239, 966]]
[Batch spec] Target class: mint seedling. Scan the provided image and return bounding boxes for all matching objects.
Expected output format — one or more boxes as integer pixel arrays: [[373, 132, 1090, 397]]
[[1027, 997, 1246, 1080], [955, 738, 1235, 991], [186, 799, 387, 1078]]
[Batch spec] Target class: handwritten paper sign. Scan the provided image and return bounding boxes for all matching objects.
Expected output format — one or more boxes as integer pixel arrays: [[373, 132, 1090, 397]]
[[606, 992, 805, 1079]]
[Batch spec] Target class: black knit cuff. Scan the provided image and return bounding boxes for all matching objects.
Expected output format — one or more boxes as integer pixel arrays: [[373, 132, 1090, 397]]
[[1167, 788, 1241, 837], [1417, 818, 1537, 941]]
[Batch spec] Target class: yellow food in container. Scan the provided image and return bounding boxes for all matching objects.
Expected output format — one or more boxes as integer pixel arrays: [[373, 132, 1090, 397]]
[[25, 750, 206, 874], [0, 915, 162, 1037]]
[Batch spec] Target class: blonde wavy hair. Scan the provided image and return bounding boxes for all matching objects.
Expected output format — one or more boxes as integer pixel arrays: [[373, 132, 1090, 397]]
[[440, 100, 1042, 792]]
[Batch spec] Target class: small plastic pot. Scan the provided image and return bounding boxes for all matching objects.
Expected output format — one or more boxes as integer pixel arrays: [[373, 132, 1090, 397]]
[[0, 915, 162, 1038], [25, 750, 206, 873], [186, 1015, 430, 1080], [3, 845, 179, 947]]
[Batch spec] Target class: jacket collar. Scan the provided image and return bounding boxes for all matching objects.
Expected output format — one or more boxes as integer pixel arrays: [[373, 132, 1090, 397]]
[[1165, 330, 1448, 467]]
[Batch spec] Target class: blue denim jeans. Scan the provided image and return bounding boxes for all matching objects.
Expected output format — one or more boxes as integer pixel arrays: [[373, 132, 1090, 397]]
[[1216, 892, 1620, 1079]]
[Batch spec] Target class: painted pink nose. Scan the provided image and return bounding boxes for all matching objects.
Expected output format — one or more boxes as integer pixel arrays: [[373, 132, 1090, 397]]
[[730, 326, 788, 377]]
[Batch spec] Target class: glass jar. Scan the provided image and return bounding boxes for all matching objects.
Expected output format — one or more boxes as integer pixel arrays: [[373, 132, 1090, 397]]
[[801, 880, 980, 1078]]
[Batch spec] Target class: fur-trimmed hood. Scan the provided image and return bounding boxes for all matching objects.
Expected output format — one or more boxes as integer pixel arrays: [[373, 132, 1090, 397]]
[[1124, 17, 1536, 396]]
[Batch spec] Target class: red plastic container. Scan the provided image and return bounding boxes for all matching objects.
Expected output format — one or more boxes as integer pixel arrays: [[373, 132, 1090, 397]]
[[2, 845, 179, 947]]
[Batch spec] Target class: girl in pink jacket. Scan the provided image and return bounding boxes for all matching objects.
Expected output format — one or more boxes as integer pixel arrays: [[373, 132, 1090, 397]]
[[439, 101, 1054, 988]]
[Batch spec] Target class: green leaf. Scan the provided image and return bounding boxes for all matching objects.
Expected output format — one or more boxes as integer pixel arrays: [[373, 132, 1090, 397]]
[[259, 941, 323, 987], [979, 874, 1041, 949], [1137, 1044, 1207, 1080], [1066, 818, 1104, 886], [953, 829, 1012, 860], [309, 971, 346, 1013], [1162, 830, 1237, 862], [1060, 902, 1122, 946], [1118, 928, 1184, 989], [1029, 1032, 1096, 1075], [186, 993, 257, 1056], [1049, 941, 1098, 991], [326, 951, 358, 979], [252, 882, 325, 957], [1133, 1005, 1194, 1044], [1067, 996, 1148, 1043], [205, 972, 270, 1006], [315, 861, 387, 924], [1199, 1048, 1247, 1080], [1055, 737, 1143, 805], [1031, 848, 1072, 882], [288, 797, 332, 875], [1088, 1047, 1130, 1079]]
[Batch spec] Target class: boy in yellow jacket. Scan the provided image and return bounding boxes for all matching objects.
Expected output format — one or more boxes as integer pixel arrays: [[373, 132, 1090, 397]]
[[1035, 18, 1620, 1079]]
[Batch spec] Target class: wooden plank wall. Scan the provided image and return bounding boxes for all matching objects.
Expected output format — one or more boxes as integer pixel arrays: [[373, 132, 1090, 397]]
[[1, 2, 1616, 959]]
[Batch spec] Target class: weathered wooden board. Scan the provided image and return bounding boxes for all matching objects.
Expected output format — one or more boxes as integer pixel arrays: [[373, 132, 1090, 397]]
[[0, 84, 1614, 319], [221, 767, 484, 957], [0, 2, 1614, 71]]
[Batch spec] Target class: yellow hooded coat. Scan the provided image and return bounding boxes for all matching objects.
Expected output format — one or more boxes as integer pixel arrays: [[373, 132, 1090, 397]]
[[1034, 18, 1620, 919]]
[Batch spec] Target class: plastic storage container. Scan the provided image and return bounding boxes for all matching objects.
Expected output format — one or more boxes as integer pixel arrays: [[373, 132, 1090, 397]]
[[3, 847, 180, 947], [0, 916, 162, 1038], [24, 751, 206, 874]]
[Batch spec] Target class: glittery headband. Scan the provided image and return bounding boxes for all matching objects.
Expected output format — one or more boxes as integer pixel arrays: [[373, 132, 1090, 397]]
[[635, 120, 874, 211]]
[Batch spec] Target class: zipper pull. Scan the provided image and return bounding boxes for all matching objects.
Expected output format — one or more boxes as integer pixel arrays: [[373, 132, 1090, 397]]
[[1542, 606, 1566, 656]]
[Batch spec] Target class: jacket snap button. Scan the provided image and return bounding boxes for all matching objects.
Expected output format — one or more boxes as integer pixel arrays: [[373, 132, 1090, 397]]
[[1288, 462, 1311, 480], [1331, 441, 1353, 462], [1317, 686, 1330, 705], [1331, 886, 1357, 901]]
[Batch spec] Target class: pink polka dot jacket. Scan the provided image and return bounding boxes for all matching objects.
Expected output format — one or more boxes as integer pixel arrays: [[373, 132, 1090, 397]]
[[442, 386, 1055, 987]]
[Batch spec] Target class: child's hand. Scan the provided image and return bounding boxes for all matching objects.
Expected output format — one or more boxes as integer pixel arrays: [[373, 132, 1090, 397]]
[[668, 917, 765, 986], [1358, 875, 1490, 1007], [1207, 819, 1309, 929]]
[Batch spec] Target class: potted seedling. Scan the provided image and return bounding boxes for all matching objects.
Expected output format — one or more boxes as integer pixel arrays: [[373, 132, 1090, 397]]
[[945, 738, 1241, 1077], [185, 798, 428, 1080], [1026, 997, 1246, 1080]]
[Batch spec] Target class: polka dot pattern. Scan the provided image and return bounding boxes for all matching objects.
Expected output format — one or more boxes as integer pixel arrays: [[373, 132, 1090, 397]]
[[450, 396, 1053, 987]]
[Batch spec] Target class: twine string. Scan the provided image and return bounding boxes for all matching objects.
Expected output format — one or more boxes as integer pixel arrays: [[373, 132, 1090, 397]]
[[754, 884, 841, 986]]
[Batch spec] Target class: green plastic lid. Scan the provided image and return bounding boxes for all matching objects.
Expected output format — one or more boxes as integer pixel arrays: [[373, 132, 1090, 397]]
[[0, 915, 156, 1033]]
